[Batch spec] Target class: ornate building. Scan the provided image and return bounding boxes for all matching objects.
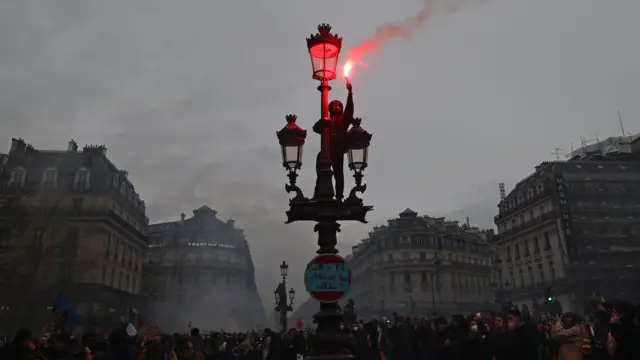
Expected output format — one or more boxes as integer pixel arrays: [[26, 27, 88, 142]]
[[0, 138, 148, 332], [142, 206, 265, 331], [491, 134, 640, 313], [347, 209, 494, 319]]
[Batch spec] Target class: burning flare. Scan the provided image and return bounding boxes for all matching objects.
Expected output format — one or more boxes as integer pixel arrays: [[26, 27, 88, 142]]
[[343, 61, 354, 79]]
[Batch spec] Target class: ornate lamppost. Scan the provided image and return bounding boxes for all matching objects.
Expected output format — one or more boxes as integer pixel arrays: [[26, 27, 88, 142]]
[[274, 261, 295, 332], [276, 24, 373, 360]]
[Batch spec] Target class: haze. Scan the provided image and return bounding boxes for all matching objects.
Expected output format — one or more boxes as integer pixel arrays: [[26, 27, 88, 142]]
[[1, 0, 639, 313]]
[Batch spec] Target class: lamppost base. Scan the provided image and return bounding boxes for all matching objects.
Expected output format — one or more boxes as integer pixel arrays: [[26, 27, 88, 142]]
[[306, 297, 355, 360]]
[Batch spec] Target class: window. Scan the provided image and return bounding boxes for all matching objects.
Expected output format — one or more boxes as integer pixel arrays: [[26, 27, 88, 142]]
[[404, 271, 411, 283], [74, 168, 90, 189], [543, 232, 551, 250], [8, 168, 26, 188], [419, 252, 426, 260], [506, 246, 512, 261], [421, 271, 427, 283], [533, 236, 540, 253], [41, 168, 57, 188], [515, 244, 521, 259], [112, 174, 119, 187], [524, 240, 530, 257]]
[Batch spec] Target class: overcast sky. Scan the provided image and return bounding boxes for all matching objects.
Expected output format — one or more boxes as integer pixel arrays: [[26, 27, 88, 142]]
[[1, 0, 639, 313]]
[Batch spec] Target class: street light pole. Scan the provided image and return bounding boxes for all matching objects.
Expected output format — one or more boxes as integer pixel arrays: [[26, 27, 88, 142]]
[[275, 261, 295, 332], [276, 24, 373, 360]]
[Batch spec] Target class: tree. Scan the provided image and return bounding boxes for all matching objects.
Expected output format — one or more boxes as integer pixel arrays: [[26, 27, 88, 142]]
[[0, 190, 85, 332]]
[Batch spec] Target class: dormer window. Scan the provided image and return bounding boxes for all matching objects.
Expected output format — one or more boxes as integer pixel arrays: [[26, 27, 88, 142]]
[[112, 174, 119, 188], [8, 168, 26, 188], [127, 189, 133, 201], [41, 168, 58, 188], [120, 182, 126, 195], [74, 168, 90, 189]]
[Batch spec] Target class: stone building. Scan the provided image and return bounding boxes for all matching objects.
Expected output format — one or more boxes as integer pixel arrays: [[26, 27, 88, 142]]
[[491, 134, 640, 313], [347, 209, 494, 319], [142, 206, 265, 332], [0, 138, 148, 332]]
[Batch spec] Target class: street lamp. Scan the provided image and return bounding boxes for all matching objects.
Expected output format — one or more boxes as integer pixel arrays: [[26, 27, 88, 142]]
[[276, 24, 374, 360], [280, 261, 289, 279], [274, 289, 280, 307], [289, 288, 296, 304]]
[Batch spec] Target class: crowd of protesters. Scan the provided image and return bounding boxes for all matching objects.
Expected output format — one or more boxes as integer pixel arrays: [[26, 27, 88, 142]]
[[2, 299, 640, 360]]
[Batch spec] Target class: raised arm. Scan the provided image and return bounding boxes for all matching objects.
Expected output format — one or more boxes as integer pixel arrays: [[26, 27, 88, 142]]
[[344, 82, 354, 126]]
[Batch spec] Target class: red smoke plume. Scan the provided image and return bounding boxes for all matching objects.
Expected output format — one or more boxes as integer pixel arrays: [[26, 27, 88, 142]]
[[343, 0, 468, 78]]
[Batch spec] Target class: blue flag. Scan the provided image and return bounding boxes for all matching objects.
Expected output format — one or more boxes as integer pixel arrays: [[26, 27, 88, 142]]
[[52, 294, 77, 332]]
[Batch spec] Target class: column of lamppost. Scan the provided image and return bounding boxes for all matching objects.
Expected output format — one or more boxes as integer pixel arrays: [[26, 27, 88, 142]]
[[281, 275, 288, 332]]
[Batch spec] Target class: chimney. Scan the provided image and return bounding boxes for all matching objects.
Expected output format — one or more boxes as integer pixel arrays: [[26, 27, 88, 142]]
[[180, 213, 185, 222], [466, 216, 470, 227], [68, 139, 78, 153], [10, 138, 26, 153], [226, 219, 235, 228]]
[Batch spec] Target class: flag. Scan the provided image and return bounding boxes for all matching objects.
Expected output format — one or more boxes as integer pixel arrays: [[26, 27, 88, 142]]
[[52, 294, 77, 332], [296, 319, 304, 330]]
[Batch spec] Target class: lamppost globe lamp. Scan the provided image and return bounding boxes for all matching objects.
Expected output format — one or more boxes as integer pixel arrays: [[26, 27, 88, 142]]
[[306, 24, 343, 81], [277, 114, 307, 171], [289, 287, 296, 302], [280, 261, 289, 278], [274, 290, 280, 306], [346, 117, 372, 171]]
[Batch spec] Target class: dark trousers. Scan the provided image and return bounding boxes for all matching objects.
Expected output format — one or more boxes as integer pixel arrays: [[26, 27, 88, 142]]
[[331, 152, 345, 199]]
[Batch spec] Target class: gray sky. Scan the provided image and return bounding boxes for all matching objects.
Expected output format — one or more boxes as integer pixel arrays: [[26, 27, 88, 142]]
[[1, 0, 639, 312]]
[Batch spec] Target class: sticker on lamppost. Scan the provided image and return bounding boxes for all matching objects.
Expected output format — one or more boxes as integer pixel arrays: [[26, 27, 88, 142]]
[[304, 254, 351, 303]]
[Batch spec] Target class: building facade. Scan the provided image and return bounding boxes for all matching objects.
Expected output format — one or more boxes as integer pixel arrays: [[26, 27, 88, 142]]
[[0, 138, 148, 333], [491, 134, 640, 313], [143, 206, 265, 332], [348, 209, 494, 319]]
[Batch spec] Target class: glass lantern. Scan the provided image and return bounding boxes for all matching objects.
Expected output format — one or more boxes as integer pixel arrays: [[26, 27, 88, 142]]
[[306, 24, 343, 81], [346, 117, 372, 171], [280, 261, 289, 277], [277, 114, 307, 171]]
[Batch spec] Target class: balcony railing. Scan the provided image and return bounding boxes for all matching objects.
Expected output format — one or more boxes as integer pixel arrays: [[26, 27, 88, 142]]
[[492, 210, 559, 242]]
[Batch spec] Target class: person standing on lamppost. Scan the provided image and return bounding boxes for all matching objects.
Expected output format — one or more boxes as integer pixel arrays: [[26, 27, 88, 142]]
[[313, 81, 354, 200]]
